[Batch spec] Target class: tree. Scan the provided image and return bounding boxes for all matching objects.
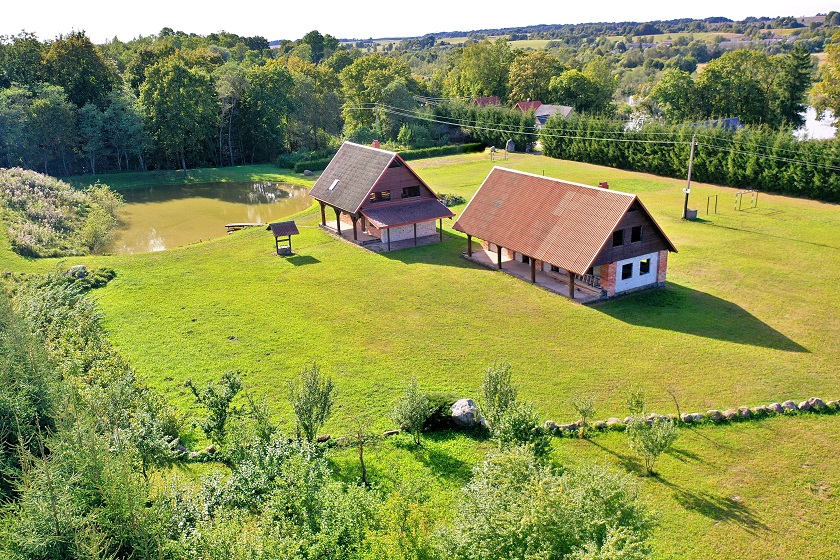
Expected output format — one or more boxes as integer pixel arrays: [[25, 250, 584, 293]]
[[340, 54, 416, 134], [696, 49, 774, 125], [390, 379, 431, 445], [492, 400, 550, 457], [213, 62, 248, 166], [479, 360, 517, 427], [507, 51, 564, 103], [571, 394, 596, 438], [287, 361, 337, 442], [77, 103, 105, 173], [446, 447, 651, 560], [239, 59, 294, 161], [649, 68, 699, 122], [140, 54, 218, 170], [443, 39, 514, 100], [41, 30, 120, 108], [185, 371, 242, 446], [549, 59, 617, 115], [812, 32, 840, 127], [0, 31, 43, 88], [771, 44, 815, 128], [627, 417, 679, 476]]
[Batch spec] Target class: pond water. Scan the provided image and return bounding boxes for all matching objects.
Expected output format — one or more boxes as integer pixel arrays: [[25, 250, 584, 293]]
[[106, 181, 311, 254]]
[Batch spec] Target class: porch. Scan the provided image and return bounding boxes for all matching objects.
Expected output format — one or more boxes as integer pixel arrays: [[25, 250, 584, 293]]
[[463, 246, 604, 304], [320, 220, 443, 253]]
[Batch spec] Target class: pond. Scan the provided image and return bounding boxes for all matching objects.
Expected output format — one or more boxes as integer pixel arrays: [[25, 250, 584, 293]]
[[106, 181, 311, 254]]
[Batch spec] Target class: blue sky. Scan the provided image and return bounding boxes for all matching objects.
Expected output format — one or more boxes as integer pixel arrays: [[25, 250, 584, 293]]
[[3, 0, 838, 44]]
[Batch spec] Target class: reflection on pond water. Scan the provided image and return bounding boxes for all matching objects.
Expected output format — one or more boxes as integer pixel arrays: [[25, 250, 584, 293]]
[[106, 181, 311, 254]]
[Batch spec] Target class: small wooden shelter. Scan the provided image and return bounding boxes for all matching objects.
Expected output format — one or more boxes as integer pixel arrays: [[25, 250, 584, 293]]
[[308, 142, 454, 250], [453, 168, 677, 299], [267, 220, 299, 255]]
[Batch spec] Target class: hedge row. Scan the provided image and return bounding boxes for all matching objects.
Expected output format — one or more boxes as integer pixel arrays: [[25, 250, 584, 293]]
[[540, 116, 840, 202], [292, 143, 486, 173]]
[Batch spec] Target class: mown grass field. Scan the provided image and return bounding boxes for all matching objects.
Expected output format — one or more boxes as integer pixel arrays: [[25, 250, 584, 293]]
[[2, 152, 839, 557]]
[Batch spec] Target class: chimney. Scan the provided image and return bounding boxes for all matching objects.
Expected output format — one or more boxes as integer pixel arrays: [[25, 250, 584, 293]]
[[598, 181, 609, 189], [372, 140, 380, 149]]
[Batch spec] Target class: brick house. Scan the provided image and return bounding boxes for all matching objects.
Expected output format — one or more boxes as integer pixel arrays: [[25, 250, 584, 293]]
[[309, 142, 454, 250], [453, 167, 677, 299]]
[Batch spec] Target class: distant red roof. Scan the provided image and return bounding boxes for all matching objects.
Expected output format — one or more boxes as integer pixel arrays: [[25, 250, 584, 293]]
[[474, 96, 501, 108], [515, 100, 542, 112], [453, 168, 676, 275]]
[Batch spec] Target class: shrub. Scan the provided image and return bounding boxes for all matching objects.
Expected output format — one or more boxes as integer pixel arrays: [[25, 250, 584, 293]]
[[438, 193, 466, 207], [571, 394, 596, 438], [445, 447, 651, 560], [185, 371, 242, 447], [398, 142, 485, 161], [287, 361, 337, 442], [493, 400, 551, 457], [293, 157, 333, 173], [480, 360, 517, 428], [390, 379, 431, 445], [626, 417, 679, 476]]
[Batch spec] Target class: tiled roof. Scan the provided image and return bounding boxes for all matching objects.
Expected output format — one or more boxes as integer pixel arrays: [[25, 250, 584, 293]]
[[362, 198, 454, 229], [515, 100, 542, 112], [474, 96, 501, 107], [535, 104, 574, 121], [453, 168, 675, 275], [266, 221, 299, 237], [309, 142, 397, 213]]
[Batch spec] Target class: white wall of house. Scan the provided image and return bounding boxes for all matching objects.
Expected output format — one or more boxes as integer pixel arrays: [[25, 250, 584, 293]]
[[382, 220, 436, 245], [615, 251, 659, 293]]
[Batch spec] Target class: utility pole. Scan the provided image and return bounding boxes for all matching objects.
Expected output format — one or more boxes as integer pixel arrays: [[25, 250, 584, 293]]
[[683, 133, 696, 219], [375, 103, 380, 137]]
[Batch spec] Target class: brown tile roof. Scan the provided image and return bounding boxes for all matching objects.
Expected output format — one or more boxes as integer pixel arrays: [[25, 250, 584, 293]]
[[515, 100, 542, 112], [453, 168, 676, 275], [309, 142, 397, 213], [362, 198, 454, 229], [474, 96, 501, 108], [266, 221, 299, 237]]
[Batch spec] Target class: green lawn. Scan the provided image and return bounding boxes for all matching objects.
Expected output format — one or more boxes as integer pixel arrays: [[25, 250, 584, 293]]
[[2, 151, 839, 558]]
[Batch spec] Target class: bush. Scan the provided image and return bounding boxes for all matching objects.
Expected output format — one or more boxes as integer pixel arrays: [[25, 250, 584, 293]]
[[438, 193, 466, 207], [480, 360, 517, 428], [399, 143, 485, 161], [493, 400, 551, 457], [287, 361, 337, 442], [390, 379, 431, 445], [626, 417, 679, 476], [293, 157, 333, 173], [424, 391, 459, 431]]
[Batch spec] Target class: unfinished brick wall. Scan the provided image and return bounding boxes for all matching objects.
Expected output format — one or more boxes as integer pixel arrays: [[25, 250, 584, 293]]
[[656, 250, 668, 284], [601, 262, 617, 296]]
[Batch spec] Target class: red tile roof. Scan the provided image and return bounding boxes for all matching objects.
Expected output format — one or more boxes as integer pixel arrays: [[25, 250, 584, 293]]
[[453, 168, 676, 275], [362, 198, 454, 229], [515, 100, 542, 112], [474, 96, 501, 108]]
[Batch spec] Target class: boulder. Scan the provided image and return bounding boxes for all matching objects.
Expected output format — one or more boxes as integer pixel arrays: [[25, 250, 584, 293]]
[[750, 406, 768, 416], [451, 398, 484, 428], [333, 436, 347, 446], [624, 416, 634, 424], [66, 264, 87, 278], [706, 410, 724, 423], [594, 420, 607, 431], [303, 169, 314, 176], [544, 420, 559, 432], [205, 445, 216, 454], [188, 451, 199, 459], [797, 400, 812, 412], [738, 407, 752, 419], [606, 417, 624, 430], [722, 409, 738, 421], [688, 412, 704, 423], [316, 434, 331, 443], [767, 402, 784, 414], [558, 422, 580, 432], [826, 400, 838, 411], [383, 429, 400, 437], [807, 397, 826, 411], [781, 400, 798, 412], [174, 443, 188, 454]]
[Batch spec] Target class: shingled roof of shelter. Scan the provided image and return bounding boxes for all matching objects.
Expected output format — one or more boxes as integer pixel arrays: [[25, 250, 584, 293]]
[[453, 168, 676, 275], [362, 198, 454, 229], [309, 142, 401, 214], [266, 221, 299, 237]]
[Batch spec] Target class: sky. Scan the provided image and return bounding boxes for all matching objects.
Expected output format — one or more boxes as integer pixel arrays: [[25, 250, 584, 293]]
[[2, 0, 838, 44]]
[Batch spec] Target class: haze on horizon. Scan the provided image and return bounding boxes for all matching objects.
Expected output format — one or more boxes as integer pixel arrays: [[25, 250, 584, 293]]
[[3, 0, 838, 44]]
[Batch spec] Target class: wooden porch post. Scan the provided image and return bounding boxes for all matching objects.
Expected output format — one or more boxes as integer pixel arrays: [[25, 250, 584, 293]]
[[387, 228, 391, 251], [351, 215, 358, 241], [531, 258, 536, 283], [439, 219, 443, 241], [568, 271, 575, 300], [467, 234, 472, 256], [497, 245, 502, 269], [319, 201, 326, 226], [414, 223, 418, 247], [334, 207, 341, 236]]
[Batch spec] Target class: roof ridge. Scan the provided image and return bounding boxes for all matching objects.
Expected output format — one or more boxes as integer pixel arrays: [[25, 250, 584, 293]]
[[492, 167, 636, 198], [343, 140, 397, 156]]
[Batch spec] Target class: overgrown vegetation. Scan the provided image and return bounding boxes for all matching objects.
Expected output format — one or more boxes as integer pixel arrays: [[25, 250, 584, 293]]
[[0, 168, 122, 256]]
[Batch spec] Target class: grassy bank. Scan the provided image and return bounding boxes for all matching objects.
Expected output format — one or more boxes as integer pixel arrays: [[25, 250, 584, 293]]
[[2, 151, 838, 558]]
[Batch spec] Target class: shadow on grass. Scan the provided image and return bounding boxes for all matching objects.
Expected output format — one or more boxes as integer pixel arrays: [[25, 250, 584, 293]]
[[594, 283, 808, 352], [586, 439, 644, 475], [665, 445, 707, 465], [655, 476, 772, 534], [390, 431, 480, 484], [286, 255, 320, 266], [377, 234, 478, 270]]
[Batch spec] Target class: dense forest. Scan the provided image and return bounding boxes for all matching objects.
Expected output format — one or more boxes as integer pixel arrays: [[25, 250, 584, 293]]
[[1, 14, 839, 182]]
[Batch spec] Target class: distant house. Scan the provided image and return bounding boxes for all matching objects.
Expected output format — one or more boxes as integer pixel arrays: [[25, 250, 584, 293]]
[[691, 117, 743, 132], [474, 96, 502, 108], [309, 142, 454, 250], [514, 100, 575, 128], [453, 168, 677, 300]]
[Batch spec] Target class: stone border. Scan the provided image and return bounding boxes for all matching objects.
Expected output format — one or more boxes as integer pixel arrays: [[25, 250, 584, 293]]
[[544, 397, 838, 436]]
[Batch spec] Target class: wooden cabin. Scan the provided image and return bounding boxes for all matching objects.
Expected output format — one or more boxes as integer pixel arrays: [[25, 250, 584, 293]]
[[309, 142, 454, 250], [453, 167, 677, 299]]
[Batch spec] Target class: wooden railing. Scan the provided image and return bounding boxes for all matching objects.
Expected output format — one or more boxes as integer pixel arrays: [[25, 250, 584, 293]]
[[575, 273, 601, 289]]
